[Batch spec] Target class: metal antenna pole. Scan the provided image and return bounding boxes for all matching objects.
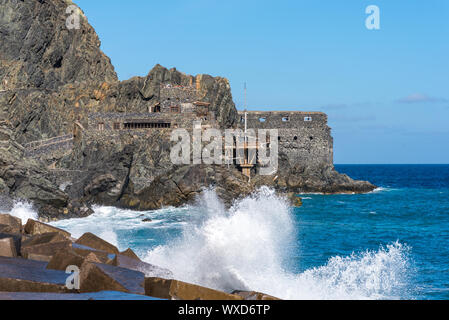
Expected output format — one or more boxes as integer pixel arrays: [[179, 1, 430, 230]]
[[244, 82, 247, 137]]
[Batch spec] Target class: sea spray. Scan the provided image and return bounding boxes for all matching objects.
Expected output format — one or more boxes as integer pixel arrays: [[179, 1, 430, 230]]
[[291, 242, 412, 299], [8, 200, 38, 222], [49, 187, 413, 299], [144, 187, 294, 293], [143, 187, 412, 300], [51, 204, 190, 252]]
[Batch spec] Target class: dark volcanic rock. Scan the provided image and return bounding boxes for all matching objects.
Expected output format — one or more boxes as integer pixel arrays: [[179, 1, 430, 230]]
[[0, 0, 375, 219], [139, 64, 238, 128], [0, 0, 117, 91], [0, 121, 77, 218]]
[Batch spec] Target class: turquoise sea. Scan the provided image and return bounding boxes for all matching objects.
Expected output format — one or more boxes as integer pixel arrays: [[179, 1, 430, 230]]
[[39, 164, 448, 300]]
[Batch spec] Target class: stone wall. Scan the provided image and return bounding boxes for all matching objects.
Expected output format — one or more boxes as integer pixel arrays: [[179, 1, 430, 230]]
[[237, 111, 333, 169], [87, 112, 217, 132], [160, 84, 198, 113], [24, 135, 74, 159]]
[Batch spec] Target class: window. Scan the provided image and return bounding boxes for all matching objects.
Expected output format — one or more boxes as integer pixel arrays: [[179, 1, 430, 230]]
[[282, 116, 290, 122], [97, 123, 104, 131], [153, 105, 161, 113], [113, 123, 121, 130], [124, 122, 171, 129], [304, 116, 312, 122], [294, 136, 298, 141], [170, 106, 180, 113]]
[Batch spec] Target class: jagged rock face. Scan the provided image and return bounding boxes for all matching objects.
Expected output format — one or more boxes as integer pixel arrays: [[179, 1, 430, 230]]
[[0, 0, 375, 219], [0, 65, 238, 145], [0, 0, 117, 90], [0, 121, 92, 219], [139, 65, 238, 128], [0, 2, 237, 144]]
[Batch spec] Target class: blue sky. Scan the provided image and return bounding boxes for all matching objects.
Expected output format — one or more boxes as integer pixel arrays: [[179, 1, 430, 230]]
[[75, 0, 449, 164]]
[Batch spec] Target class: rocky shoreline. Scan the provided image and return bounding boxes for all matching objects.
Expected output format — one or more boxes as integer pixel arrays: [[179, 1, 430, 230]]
[[0, 0, 376, 221], [0, 212, 279, 300]]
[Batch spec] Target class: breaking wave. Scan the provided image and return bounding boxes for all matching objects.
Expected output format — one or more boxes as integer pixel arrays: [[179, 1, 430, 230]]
[[8, 200, 38, 223], [44, 186, 413, 299], [143, 187, 413, 300]]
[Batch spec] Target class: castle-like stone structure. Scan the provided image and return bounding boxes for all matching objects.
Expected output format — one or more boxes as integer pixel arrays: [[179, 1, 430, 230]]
[[87, 83, 217, 132], [237, 111, 333, 169], [83, 83, 333, 180]]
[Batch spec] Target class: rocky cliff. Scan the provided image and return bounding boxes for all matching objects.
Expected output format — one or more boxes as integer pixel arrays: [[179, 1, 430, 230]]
[[0, 0, 117, 90], [0, 0, 375, 219]]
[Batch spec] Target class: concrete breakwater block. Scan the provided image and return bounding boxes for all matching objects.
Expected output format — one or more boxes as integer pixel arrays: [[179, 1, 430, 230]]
[[21, 232, 72, 260], [75, 232, 119, 254], [120, 248, 140, 260], [0, 214, 22, 234], [0, 224, 18, 234], [0, 233, 21, 256], [0, 218, 270, 300], [232, 290, 281, 300], [79, 261, 145, 295], [24, 219, 71, 238], [0, 256, 70, 293], [46, 247, 102, 271], [48, 242, 172, 277], [0, 237, 17, 257], [110, 253, 173, 279], [145, 278, 243, 301], [72, 243, 115, 264], [0, 291, 163, 300]]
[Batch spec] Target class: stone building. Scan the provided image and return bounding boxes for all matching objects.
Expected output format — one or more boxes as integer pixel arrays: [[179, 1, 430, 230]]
[[88, 83, 216, 132], [85, 82, 333, 180], [237, 111, 333, 170]]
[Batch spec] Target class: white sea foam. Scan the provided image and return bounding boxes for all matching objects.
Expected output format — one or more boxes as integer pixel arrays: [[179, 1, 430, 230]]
[[47, 187, 412, 300], [370, 187, 397, 193], [8, 200, 38, 223], [143, 187, 412, 300], [50, 204, 190, 251]]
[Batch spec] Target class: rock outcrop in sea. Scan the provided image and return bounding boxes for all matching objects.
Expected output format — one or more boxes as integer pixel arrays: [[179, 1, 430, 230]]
[[0, 0, 376, 220]]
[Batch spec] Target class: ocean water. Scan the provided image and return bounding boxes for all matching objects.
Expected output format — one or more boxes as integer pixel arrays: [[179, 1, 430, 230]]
[[7, 165, 449, 300]]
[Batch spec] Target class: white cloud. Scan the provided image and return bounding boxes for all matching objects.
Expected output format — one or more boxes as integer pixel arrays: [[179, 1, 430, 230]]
[[397, 93, 447, 104]]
